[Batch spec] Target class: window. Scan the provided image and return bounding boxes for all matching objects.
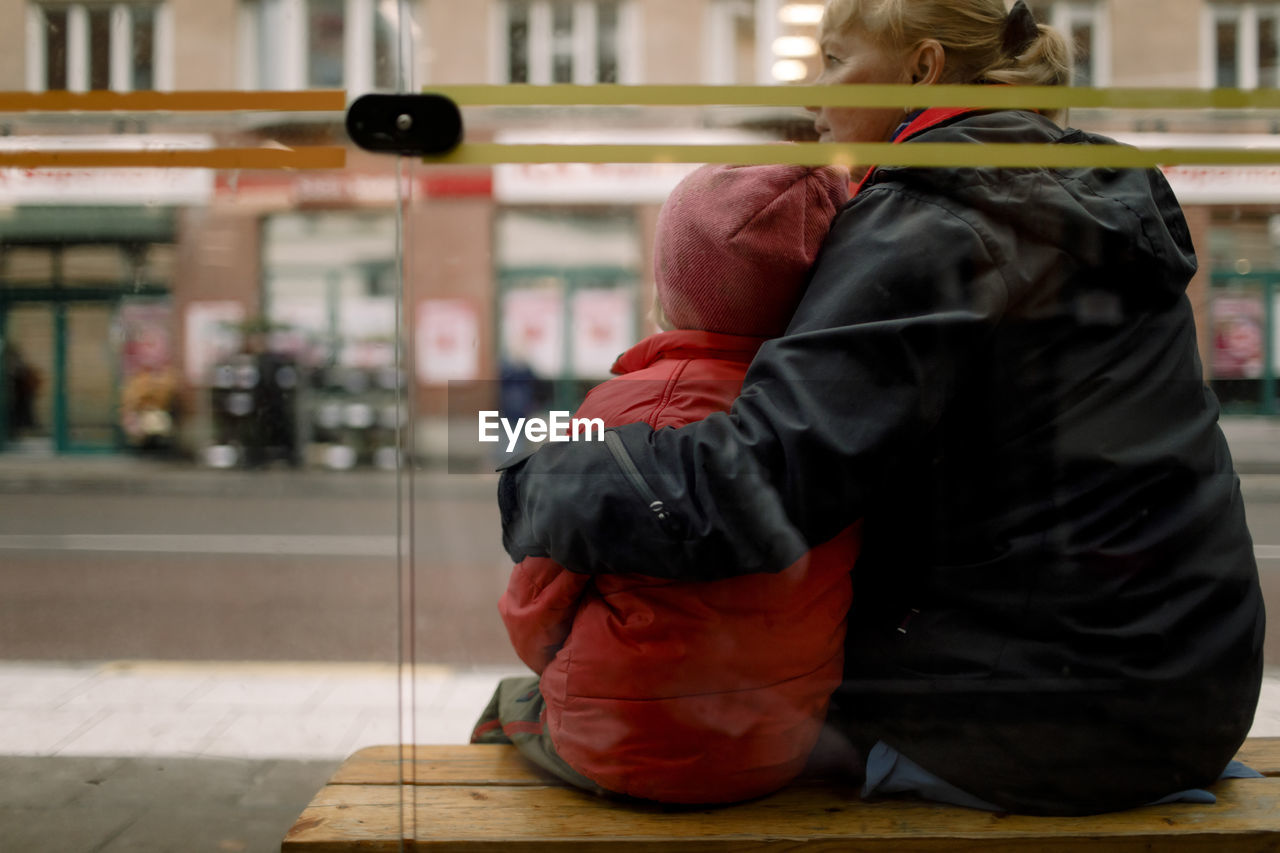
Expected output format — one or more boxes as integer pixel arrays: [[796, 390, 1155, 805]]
[[27, 2, 171, 92], [706, 0, 759, 84], [1028, 0, 1108, 87], [1208, 3, 1280, 89], [496, 1, 636, 84], [239, 0, 411, 93]]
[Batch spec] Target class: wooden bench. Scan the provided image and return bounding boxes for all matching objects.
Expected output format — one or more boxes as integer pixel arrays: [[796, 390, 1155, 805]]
[[283, 738, 1280, 851]]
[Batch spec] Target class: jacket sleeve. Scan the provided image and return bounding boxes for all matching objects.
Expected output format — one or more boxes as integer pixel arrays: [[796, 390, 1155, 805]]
[[498, 556, 590, 674], [499, 185, 1011, 580]]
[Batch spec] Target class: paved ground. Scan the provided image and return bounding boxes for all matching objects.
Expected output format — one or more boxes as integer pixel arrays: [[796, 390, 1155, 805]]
[[0, 661, 526, 853], [0, 659, 1277, 853]]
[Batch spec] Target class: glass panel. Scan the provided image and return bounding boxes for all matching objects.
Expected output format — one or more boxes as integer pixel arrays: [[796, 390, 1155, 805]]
[[7, 0, 1280, 846], [309, 0, 345, 87], [131, 5, 156, 90], [65, 302, 116, 447], [1261, 14, 1279, 89], [733, 6, 756, 83], [374, 0, 399, 88], [2, 248, 56, 285], [596, 1, 619, 83], [0, 5, 407, 841], [62, 245, 130, 287], [3, 305, 55, 448], [1217, 18, 1240, 87], [88, 5, 111, 90], [1071, 20, 1094, 87], [551, 0, 573, 83], [44, 7, 69, 90], [506, 0, 530, 83], [252, 0, 281, 90]]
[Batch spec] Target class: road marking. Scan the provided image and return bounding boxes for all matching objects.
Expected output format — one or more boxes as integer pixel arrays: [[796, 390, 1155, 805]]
[[0, 534, 398, 557], [1256, 546, 1280, 561]]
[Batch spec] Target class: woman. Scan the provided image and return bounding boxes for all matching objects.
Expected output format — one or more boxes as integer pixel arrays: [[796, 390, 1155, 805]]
[[497, 0, 1265, 815]]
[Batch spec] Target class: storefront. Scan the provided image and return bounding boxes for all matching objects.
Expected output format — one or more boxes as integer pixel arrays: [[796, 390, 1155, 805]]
[[0, 207, 181, 453], [0, 136, 213, 455], [1163, 161, 1280, 414]]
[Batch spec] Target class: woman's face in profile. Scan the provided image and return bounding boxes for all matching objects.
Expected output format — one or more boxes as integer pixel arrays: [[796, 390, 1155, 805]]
[[811, 24, 913, 144]]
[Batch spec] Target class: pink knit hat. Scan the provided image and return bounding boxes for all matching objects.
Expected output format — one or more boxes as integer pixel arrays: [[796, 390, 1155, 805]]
[[655, 163, 850, 338]]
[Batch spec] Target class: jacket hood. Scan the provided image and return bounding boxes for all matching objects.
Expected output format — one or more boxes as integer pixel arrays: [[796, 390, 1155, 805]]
[[870, 110, 1198, 308]]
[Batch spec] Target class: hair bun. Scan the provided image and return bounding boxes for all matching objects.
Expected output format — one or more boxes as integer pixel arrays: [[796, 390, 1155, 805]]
[[1002, 0, 1039, 56]]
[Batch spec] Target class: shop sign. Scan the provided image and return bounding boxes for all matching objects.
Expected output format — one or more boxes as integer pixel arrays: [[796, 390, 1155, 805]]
[[217, 171, 492, 205], [495, 161, 700, 204], [294, 173, 400, 206], [492, 129, 769, 204], [0, 135, 215, 205], [1162, 165, 1280, 205]]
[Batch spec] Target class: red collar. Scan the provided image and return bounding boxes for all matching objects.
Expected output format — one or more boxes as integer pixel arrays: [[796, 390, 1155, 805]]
[[611, 329, 766, 375], [851, 106, 979, 197]]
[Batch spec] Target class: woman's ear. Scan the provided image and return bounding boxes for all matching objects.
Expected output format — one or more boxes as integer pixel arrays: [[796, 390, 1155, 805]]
[[908, 39, 946, 85]]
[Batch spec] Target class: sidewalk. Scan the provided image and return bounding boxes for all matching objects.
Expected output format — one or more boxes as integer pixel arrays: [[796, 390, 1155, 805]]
[[1, 658, 1277, 853], [0, 661, 527, 853], [0, 659, 1278, 853]]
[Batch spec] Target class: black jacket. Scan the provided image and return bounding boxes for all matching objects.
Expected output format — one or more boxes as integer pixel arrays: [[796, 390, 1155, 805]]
[[499, 109, 1265, 814]]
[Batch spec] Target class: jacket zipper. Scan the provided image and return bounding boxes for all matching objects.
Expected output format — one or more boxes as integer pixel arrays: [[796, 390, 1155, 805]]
[[603, 430, 673, 527]]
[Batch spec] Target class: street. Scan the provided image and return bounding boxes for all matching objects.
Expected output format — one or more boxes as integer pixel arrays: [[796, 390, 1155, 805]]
[[2, 473, 1279, 667], [0, 479, 521, 666]]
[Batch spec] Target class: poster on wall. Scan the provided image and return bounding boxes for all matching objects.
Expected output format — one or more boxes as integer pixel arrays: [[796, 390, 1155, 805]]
[[118, 302, 176, 447], [1211, 294, 1266, 380], [119, 302, 173, 376], [501, 287, 564, 378], [184, 301, 245, 385], [417, 298, 480, 384], [571, 288, 635, 378]]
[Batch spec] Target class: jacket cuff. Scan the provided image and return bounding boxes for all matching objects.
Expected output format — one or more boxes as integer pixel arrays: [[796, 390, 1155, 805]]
[[498, 453, 549, 562]]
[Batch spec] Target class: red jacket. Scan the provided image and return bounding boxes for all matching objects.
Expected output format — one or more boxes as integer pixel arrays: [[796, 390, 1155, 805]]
[[500, 329, 860, 803]]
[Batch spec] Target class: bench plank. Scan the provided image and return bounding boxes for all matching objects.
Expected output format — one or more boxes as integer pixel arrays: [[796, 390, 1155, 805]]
[[329, 745, 564, 786], [326, 738, 1280, 787], [1235, 738, 1280, 776], [284, 777, 1280, 852]]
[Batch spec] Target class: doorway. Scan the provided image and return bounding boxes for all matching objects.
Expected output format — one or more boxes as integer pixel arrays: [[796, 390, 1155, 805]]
[[1, 296, 125, 453]]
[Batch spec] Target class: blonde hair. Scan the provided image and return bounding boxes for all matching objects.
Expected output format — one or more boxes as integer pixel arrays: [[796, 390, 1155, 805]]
[[820, 0, 1073, 121]]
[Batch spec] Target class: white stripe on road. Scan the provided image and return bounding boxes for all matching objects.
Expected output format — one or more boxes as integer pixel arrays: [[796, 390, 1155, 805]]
[[1255, 545, 1280, 561], [0, 534, 398, 557]]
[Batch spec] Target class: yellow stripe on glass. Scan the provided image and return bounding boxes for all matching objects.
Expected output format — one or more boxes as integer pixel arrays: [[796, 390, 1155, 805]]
[[424, 84, 1280, 169], [0, 90, 347, 112], [0, 90, 347, 169], [430, 83, 1280, 110], [0, 147, 347, 170], [427, 143, 1280, 170]]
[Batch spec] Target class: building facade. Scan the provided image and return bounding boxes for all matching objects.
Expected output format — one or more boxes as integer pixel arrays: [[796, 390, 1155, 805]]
[[2, 0, 1280, 465]]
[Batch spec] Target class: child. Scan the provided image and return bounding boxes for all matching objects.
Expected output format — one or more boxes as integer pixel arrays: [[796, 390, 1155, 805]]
[[472, 163, 861, 804]]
